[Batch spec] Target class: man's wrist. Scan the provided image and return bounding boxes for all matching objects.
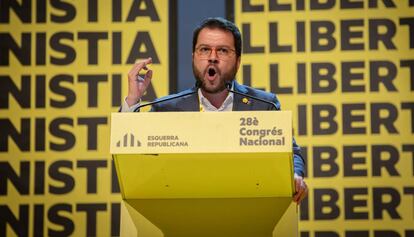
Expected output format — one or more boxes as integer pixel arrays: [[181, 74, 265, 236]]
[[126, 95, 140, 107], [294, 173, 304, 179], [121, 97, 141, 112]]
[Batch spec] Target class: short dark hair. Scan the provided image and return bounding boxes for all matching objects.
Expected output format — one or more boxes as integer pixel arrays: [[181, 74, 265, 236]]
[[192, 17, 242, 57]]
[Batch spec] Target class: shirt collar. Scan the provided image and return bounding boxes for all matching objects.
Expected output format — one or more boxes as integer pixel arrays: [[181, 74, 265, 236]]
[[197, 81, 234, 111]]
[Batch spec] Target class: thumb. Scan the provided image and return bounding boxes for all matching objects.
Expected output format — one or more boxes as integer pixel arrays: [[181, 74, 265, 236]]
[[144, 70, 153, 86], [144, 69, 152, 80]]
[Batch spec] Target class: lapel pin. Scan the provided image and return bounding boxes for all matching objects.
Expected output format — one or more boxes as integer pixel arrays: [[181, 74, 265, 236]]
[[242, 97, 250, 104]]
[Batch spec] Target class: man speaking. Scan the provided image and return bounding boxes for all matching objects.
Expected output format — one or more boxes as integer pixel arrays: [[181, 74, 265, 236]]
[[120, 17, 308, 204]]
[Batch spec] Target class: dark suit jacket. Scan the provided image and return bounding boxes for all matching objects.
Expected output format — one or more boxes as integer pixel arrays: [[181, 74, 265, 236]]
[[148, 81, 306, 177]]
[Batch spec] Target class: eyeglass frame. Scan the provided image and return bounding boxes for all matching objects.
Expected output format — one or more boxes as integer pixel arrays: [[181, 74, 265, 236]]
[[194, 45, 237, 60]]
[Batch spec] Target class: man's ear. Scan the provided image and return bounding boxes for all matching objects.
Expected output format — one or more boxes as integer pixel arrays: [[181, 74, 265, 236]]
[[236, 56, 241, 71]]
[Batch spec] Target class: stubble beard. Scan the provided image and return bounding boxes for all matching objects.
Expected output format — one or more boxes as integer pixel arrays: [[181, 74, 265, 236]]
[[193, 62, 237, 94]]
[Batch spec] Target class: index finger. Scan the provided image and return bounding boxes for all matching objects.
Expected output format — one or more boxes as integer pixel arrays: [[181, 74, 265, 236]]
[[135, 57, 152, 70]]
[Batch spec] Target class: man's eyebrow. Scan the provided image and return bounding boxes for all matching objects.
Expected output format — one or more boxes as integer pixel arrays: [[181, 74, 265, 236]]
[[197, 44, 233, 48]]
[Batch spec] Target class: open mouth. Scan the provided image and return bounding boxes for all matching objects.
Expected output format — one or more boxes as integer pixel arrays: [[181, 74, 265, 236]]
[[208, 68, 216, 77]]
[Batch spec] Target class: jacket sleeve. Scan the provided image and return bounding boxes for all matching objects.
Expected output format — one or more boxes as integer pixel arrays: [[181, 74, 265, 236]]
[[293, 137, 306, 177], [271, 93, 306, 177]]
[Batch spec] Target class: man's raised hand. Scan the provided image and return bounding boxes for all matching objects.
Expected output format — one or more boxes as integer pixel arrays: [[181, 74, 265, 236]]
[[126, 57, 153, 106]]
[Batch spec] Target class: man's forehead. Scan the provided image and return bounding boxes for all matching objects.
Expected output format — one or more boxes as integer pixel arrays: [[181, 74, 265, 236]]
[[196, 27, 234, 45], [199, 26, 232, 35]]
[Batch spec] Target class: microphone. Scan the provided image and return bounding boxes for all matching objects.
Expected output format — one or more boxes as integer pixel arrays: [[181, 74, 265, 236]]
[[133, 84, 199, 112], [225, 82, 279, 110]]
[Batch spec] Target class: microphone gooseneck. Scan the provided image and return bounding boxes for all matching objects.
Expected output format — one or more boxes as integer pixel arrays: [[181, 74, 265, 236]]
[[225, 82, 232, 90], [134, 82, 201, 112], [133, 90, 198, 112], [225, 82, 279, 110]]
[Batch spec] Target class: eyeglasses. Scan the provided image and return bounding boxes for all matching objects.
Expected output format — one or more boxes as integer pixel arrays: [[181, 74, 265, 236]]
[[195, 45, 236, 60]]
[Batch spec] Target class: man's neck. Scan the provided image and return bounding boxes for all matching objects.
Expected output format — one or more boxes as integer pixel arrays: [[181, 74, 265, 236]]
[[200, 88, 229, 109]]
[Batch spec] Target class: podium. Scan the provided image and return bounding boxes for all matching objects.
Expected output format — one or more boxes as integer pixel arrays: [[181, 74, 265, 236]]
[[110, 111, 298, 237]]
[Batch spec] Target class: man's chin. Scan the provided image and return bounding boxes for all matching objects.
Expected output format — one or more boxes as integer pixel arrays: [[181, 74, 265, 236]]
[[201, 85, 226, 94], [196, 77, 228, 93]]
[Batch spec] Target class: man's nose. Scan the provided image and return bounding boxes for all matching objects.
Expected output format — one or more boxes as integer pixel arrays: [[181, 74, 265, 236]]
[[208, 49, 219, 63]]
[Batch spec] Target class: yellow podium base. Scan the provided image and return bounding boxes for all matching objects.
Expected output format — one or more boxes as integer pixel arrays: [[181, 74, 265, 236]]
[[120, 198, 297, 237], [112, 112, 298, 236]]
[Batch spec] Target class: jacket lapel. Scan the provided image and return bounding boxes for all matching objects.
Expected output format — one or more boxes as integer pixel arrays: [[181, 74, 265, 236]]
[[179, 87, 200, 111], [232, 81, 253, 111]]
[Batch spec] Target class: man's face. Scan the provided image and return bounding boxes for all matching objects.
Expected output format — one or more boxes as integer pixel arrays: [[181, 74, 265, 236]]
[[192, 27, 241, 93]]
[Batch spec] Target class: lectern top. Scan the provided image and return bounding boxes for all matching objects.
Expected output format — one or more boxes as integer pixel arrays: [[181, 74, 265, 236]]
[[110, 111, 292, 154]]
